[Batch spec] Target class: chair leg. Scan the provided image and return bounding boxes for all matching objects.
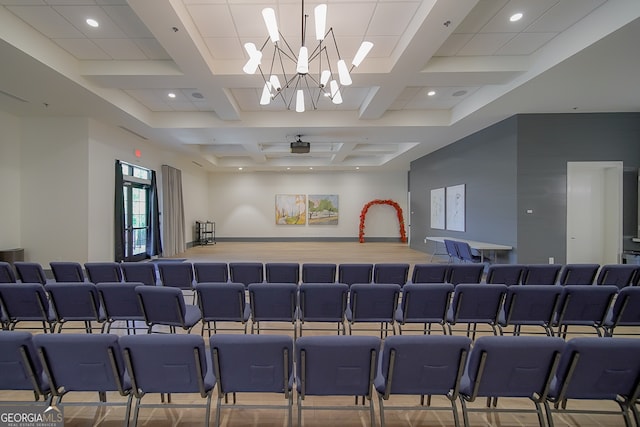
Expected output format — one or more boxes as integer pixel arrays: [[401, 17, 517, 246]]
[[378, 394, 386, 427]]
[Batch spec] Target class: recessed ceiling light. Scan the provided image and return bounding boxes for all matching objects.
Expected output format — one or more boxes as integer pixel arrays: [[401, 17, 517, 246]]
[[427, 90, 436, 97], [452, 90, 467, 97], [86, 18, 99, 28], [238, 167, 243, 171], [356, 167, 360, 170], [510, 13, 523, 22], [167, 92, 176, 98], [309, 167, 313, 170], [286, 167, 291, 170]]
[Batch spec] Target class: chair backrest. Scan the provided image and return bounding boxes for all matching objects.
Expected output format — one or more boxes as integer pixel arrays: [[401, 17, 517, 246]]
[[376, 335, 471, 397], [443, 239, 459, 262], [0, 331, 48, 396], [296, 335, 380, 397], [550, 337, 640, 400], [595, 264, 638, 289], [120, 262, 158, 286], [454, 241, 480, 263], [157, 262, 194, 289], [49, 261, 85, 282], [373, 263, 409, 286], [398, 283, 453, 324], [195, 282, 247, 321], [248, 283, 298, 322], [45, 282, 102, 321], [501, 285, 562, 326], [449, 283, 507, 323], [210, 334, 293, 394], [229, 262, 264, 286], [135, 286, 189, 327], [14, 262, 48, 285], [265, 262, 300, 284], [555, 285, 618, 325], [485, 264, 526, 285], [301, 263, 336, 283], [298, 283, 348, 322], [0, 262, 17, 283], [0, 283, 51, 322], [338, 263, 373, 286], [410, 264, 449, 284], [34, 333, 128, 393], [96, 282, 145, 319], [349, 283, 401, 322], [521, 264, 562, 285], [193, 262, 228, 283], [607, 286, 640, 327], [462, 335, 565, 398], [557, 264, 599, 286], [447, 264, 484, 285], [120, 334, 211, 394], [84, 262, 123, 284]]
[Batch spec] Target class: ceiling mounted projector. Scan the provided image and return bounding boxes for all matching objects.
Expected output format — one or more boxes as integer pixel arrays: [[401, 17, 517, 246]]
[[290, 136, 310, 154]]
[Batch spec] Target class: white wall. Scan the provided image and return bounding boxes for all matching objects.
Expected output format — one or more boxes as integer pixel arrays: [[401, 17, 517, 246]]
[[0, 110, 21, 249], [207, 171, 408, 239]]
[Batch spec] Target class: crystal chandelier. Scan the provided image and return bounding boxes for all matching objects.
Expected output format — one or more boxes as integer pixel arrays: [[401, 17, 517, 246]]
[[242, 0, 373, 112]]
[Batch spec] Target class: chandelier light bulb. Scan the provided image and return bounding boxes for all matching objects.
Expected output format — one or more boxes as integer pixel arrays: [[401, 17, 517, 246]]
[[297, 46, 309, 74], [262, 8, 280, 43], [242, 43, 262, 74], [352, 41, 373, 67], [314, 4, 327, 41], [337, 59, 352, 85], [260, 82, 272, 105], [296, 90, 305, 112], [269, 75, 282, 92], [330, 80, 342, 104], [320, 70, 331, 87]]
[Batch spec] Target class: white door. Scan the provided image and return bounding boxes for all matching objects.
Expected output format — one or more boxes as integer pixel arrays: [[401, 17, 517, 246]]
[[566, 162, 623, 264]]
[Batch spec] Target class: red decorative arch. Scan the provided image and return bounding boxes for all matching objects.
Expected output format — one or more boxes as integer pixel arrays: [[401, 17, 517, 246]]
[[359, 199, 407, 243]]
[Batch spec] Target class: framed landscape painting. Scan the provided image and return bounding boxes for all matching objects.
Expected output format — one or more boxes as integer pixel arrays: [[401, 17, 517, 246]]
[[308, 194, 339, 225], [275, 194, 307, 225]]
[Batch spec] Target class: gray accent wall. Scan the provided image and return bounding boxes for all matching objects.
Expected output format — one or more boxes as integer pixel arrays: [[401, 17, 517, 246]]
[[410, 113, 640, 264]]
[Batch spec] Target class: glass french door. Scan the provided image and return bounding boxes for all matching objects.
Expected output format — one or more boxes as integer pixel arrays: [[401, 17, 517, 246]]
[[123, 182, 149, 261]]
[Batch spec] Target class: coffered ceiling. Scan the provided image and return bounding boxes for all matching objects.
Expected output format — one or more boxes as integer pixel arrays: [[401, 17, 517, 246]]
[[1, 0, 639, 171]]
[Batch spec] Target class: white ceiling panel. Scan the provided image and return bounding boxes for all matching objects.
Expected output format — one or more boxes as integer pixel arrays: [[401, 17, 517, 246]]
[[479, 0, 559, 33], [495, 32, 556, 55], [203, 37, 244, 60], [132, 38, 172, 60], [527, 0, 606, 33], [453, 0, 509, 34], [102, 5, 155, 38], [53, 5, 128, 38], [53, 37, 111, 59], [187, 4, 237, 38], [92, 38, 147, 59], [456, 32, 515, 56], [434, 33, 474, 56], [6, 6, 85, 38], [367, 2, 420, 36]]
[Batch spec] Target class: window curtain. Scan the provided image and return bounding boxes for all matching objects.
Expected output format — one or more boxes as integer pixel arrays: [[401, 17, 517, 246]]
[[146, 170, 163, 257], [114, 160, 126, 262], [161, 165, 186, 256]]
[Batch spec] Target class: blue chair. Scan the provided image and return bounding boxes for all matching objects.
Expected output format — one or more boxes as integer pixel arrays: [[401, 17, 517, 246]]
[[553, 285, 617, 338], [545, 337, 640, 427], [459, 336, 565, 427], [97, 282, 147, 334], [395, 283, 453, 335], [522, 264, 562, 285], [45, 282, 105, 333], [120, 262, 158, 287], [498, 285, 563, 336], [409, 264, 449, 284], [49, 261, 85, 282], [0, 283, 56, 333], [195, 282, 250, 336], [443, 239, 460, 263], [0, 331, 51, 404], [373, 263, 409, 286], [34, 333, 133, 425], [595, 264, 638, 289], [557, 264, 599, 285], [338, 263, 373, 286], [14, 262, 48, 285], [375, 335, 471, 427], [84, 262, 123, 284], [210, 334, 294, 427], [485, 264, 526, 286], [120, 334, 214, 427], [301, 263, 336, 283], [193, 262, 228, 283], [265, 262, 300, 284], [248, 282, 298, 338], [298, 282, 348, 336], [157, 261, 196, 303], [0, 262, 17, 283], [229, 262, 263, 287], [447, 264, 484, 285], [454, 241, 482, 264], [446, 284, 507, 339], [602, 286, 640, 336], [295, 335, 380, 427], [135, 286, 201, 333], [346, 283, 400, 338]]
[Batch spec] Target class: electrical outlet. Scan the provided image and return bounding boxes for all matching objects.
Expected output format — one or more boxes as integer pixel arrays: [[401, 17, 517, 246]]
[[548, 257, 554, 264]]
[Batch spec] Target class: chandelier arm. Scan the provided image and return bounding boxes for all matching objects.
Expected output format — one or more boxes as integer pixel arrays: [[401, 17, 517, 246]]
[[276, 48, 293, 88], [303, 75, 318, 110], [278, 34, 300, 60], [328, 28, 342, 59]]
